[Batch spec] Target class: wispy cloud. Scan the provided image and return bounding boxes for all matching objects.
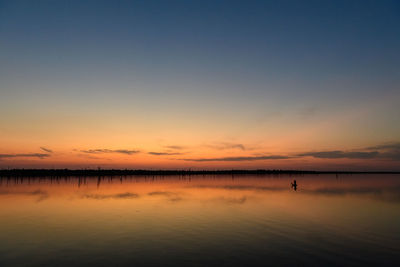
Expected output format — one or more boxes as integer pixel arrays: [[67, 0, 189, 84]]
[[205, 142, 247, 151], [164, 145, 186, 150], [182, 155, 290, 162], [40, 147, 53, 153], [298, 106, 318, 118], [0, 153, 50, 159], [364, 142, 400, 161], [181, 143, 400, 162], [366, 142, 400, 150], [298, 151, 379, 159], [380, 151, 400, 161], [81, 149, 140, 155], [148, 152, 183, 156], [76, 154, 105, 160], [297, 142, 400, 161]]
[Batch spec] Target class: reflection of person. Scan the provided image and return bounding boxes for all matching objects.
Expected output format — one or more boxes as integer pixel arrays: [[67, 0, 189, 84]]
[[291, 179, 297, 191]]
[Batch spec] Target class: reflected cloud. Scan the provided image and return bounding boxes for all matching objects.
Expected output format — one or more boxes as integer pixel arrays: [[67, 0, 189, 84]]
[[190, 185, 287, 191], [83, 192, 139, 199], [0, 189, 49, 202], [147, 191, 183, 202], [303, 186, 400, 203], [170, 197, 183, 202], [213, 196, 247, 204], [148, 191, 176, 196], [375, 192, 400, 203], [306, 187, 382, 195], [189, 184, 400, 203]]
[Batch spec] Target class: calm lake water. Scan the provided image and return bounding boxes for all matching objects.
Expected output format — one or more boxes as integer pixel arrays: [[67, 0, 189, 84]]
[[0, 174, 399, 266]]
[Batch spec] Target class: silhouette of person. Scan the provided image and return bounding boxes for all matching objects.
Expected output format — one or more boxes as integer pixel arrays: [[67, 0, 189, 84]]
[[291, 179, 297, 191]]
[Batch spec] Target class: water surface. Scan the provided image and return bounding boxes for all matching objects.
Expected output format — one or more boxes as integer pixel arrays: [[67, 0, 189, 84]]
[[0, 174, 399, 266]]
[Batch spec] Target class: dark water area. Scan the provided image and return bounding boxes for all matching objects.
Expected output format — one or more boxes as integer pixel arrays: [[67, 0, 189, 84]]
[[0, 174, 399, 266]]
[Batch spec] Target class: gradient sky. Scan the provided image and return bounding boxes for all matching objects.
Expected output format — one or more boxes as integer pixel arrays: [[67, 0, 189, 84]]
[[1, 0, 399, 170]]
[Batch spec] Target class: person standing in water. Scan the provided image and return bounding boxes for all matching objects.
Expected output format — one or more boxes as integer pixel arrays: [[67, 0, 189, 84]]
[[291, 179, 297, 191]]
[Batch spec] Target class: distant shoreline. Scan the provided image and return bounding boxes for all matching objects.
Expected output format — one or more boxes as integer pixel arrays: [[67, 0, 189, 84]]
[[0, 169, 399, 177]]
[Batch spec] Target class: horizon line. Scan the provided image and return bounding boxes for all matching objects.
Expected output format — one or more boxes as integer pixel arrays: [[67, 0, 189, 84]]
[[1, 169, 399, 177]]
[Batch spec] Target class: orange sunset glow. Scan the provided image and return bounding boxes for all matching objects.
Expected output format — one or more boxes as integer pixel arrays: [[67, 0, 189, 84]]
[[1, 2, 400, 266]]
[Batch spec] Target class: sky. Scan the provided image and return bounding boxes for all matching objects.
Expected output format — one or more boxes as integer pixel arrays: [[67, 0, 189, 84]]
[[0, 0, 399, 170]]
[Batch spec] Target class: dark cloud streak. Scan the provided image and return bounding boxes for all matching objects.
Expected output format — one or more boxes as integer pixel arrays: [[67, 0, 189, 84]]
[[81, 149, 140, 155], [298, 151, 379, 159], [183, 155, 290, 162], [366, 142, 400, 150], [0, 153, 50, 159], [165, 145, 186, 150], [40, 147, 53, 153], [148, 152, 182, 156], [205, 142, 247, 151]]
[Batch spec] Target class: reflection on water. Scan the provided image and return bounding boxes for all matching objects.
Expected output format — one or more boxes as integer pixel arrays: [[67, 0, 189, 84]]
[[0, 174, 399, 266]]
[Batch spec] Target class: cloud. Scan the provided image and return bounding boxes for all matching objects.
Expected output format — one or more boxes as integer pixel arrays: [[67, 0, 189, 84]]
[[83, 192, 139, 200], [205, 142, 247, 151], [148, 152, 182, 156], [298, 151, 379, 159], [366, 142, 400, 150], [380, 151, 400, 161], [164, 145, 186, 150], [298, 106, 318, 118], [297, 142, 400, 161], [81, 149, 140, 155], [0, 153, 50, 159], [366, 142, 400, 161], [364, 142, 400, 160], [182, 155, 290, 162], [76, 153, 105, 160], [40, 147, 53, 153]]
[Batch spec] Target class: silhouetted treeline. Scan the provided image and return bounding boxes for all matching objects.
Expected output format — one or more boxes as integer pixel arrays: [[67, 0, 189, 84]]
[[0, 169, 399, 178]]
